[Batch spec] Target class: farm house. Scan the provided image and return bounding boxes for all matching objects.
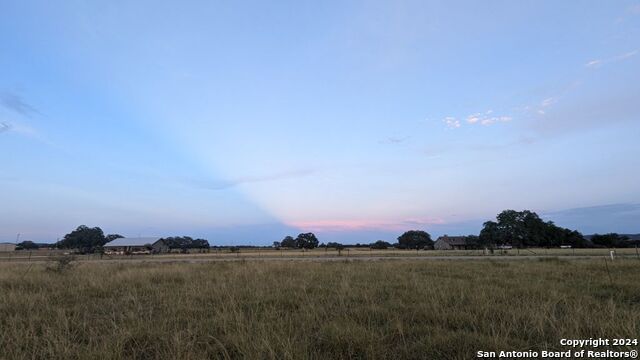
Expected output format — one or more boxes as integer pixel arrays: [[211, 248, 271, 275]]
[[103, 237, 169, 254], [434, 236, 477, 250]]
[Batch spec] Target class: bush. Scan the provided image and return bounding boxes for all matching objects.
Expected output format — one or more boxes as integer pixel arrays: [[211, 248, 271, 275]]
[[46, 255, 76, 273]]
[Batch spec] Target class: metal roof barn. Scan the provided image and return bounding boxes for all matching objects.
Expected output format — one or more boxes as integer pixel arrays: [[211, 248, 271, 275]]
[[103, 237, 169, 254], [104, 237, 162, 247]]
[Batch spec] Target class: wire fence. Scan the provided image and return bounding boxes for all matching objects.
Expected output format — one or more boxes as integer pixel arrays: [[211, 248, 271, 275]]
[[0, 246, 639, 262]]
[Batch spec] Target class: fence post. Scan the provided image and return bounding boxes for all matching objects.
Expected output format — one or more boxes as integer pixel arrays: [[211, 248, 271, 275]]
[[603, 258, 613, 285]]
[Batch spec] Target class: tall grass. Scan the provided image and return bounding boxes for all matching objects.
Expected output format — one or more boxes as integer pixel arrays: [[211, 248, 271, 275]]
[[2, 247, 638, 262], [0, 259, 638, 359]]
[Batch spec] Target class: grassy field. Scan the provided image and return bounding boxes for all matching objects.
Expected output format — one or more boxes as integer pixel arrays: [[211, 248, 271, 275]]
[[1, 246, 639, 262], [1, 258, 639, 359]]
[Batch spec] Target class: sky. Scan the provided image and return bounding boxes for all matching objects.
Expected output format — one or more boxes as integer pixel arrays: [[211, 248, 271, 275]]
[[1, 0, 639, 244]]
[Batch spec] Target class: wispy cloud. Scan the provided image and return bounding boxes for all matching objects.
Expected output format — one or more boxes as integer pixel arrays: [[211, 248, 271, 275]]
[[442, 110, 512, 129], [0, 91, 48, 142], [443, 116, 460, 129], [187, 169, 315, 190], [527, 84, 639, 136], [466, 111, 511, 126], [616, 50, 639, 60], [541, 97, 556, 107], [0, 92, 39, 117], [0, 120, 40, 139], [536, 97, 558, 115], [585, 59, 602, 68], [585, 49, 638, 68]]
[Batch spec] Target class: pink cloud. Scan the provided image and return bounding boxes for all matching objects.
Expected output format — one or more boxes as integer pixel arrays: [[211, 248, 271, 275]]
[[287, 217, 445, 232]]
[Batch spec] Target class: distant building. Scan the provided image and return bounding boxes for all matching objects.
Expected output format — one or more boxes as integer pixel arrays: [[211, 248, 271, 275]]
[[434, 235, 477, 250], [103, 237, 169, 254], [0, 243, 16, 252]]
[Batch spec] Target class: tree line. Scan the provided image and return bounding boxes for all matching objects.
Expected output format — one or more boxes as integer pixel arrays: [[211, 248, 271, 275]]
[[48, 225, 210, 253], [158, 236, 210, 252], [273, 230, 434, 250], [479, 209, 638, 249], [274, 210, 637, 250], [19, 210, 639, 253], [272, 233, 319, 249]]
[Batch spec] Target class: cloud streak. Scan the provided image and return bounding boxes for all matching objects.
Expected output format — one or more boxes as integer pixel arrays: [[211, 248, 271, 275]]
[[0, 122, 10, 134], [585, 50, 638, 68], [527, 82, 639, 136], [0, 92, 39, 117], [532, 97, 558, 116], [466, 110, 512, 126], [442, 110, 512, 129], [187, 169, 315, 190], [0, 120, 41, 139]]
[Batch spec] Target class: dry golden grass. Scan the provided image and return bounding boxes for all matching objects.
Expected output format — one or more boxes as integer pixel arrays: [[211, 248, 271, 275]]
[[1, 258, 638, 359], [1, 246, 638, 262]]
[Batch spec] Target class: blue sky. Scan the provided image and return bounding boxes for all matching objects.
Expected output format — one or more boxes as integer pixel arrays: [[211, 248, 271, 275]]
[[1, 0, 639, 244]]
